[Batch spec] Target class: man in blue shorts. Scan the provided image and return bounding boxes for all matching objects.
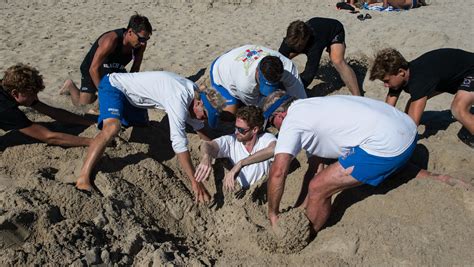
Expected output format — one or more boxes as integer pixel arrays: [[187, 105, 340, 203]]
[[263, 90, 460, 232], [76, 71, 226, 203]]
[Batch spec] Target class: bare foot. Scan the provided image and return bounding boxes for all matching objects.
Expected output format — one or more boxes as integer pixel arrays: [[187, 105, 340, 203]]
[[76, 177, 93, 192], [434, 175, 472, 189], [86, 107, 99, 116], [59, 79, 74, 95]]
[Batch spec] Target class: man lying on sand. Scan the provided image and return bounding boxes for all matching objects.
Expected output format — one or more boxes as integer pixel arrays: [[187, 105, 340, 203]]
[[263, 90, 464, 232], [199, 45, 306, 116], [279, 18, 361, 95], [366, 0, 427, 9], [370, 48, 474, 147], [1, 64, 93, 147], [195, 106, 276, 191], [60, 14, 152, 111], [75, 71, 226, 203]]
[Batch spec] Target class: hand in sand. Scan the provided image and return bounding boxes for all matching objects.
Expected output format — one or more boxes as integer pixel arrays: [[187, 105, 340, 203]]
[[195, 155, 212, 182], [192, 182, 211, 204], [223, 162, 242, 192]]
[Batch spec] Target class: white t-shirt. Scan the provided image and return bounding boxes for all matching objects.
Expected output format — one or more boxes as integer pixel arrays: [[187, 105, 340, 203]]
[[274, 96, 417, 159], [212, 44, 307, 106], [108, 71, 204, 153], [214, 132, 277, 188]]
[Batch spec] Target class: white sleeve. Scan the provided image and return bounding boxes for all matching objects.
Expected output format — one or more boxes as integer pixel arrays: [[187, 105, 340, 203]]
[[214, 135, 233, 159], [282, 66, 307, 99], [274, 123, 303, 157], [166, 100, 190, 153]]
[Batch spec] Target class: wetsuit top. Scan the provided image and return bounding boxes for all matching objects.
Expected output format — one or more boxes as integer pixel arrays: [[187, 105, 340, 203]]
[[389, 49, 474, 101], [80, 28, 138, 78], [0, 84, 32, 131], [279, 18, 345, 87]]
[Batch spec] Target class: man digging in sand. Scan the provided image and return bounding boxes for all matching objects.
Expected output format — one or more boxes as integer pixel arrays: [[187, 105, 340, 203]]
[[263, 90, 467, 232], [60, 14, 152, 113], [75, 71, 226, 203], [199, 45, 306, 117], [1, 64, 93, 147], [279, 18, 361, 96], [195, 106, 276, 191], [370, 48, 474, 147]]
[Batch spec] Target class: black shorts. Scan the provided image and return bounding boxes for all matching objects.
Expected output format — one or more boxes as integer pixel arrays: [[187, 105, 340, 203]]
[[458, 74, 474, 92], [326, 29, 346, 53], [79, 72, 97, 94]]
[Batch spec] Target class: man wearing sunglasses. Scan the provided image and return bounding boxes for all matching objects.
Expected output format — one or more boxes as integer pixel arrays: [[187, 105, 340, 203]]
[[195, 106, 276, 191], [75, 71, 226, 204], [263, 90, 462, 232], [60, 14, 152, 110]]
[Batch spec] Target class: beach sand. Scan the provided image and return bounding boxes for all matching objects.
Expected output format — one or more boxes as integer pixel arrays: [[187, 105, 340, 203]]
[[0, 0, 473, 265]]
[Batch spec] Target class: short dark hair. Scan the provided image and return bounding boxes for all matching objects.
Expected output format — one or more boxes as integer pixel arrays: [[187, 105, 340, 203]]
[[259, 56, 284, 83], [370, 48, 409, 81], [285, 20, 311, 53], [236, 106, 264, 129], [2, 64, 44, 95], [127, 13, 152, 33]]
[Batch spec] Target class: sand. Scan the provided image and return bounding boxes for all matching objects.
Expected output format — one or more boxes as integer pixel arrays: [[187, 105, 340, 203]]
[[0, 0, 473, 265]]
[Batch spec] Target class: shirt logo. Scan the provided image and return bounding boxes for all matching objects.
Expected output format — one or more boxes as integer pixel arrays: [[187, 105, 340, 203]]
[[234, 46, 270, 76]]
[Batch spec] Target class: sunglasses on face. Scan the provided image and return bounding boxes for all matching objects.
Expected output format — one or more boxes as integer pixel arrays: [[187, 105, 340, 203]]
[[235, 126, 251, 134], [133, 31, 150, 43]]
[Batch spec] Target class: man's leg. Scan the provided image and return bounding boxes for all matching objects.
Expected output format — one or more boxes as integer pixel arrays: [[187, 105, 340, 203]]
[[306, 162, 361, 231], [329, 43, 361, 96], [451, 90, 474, 134], [63, 75, 98, 106], [76, 118, 121, 191]]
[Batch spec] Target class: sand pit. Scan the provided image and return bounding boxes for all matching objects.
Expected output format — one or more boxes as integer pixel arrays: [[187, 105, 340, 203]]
[[1, 0, 473, 265]]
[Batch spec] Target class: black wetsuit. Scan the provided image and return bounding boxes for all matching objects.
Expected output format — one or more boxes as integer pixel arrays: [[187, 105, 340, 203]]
[[279, 18, 345, 87], [0, 85, 32, 131], [79, 28, 138, 93], [389, 49, 474, 100]]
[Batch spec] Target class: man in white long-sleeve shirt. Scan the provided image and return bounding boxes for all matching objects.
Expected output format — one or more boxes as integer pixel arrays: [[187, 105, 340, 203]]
[[76, 71, 226, 203]]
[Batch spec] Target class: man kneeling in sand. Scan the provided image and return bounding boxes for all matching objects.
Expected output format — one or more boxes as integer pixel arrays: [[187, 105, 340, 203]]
[[1, 64, 93, 147], [263, 91, 463, 232], [195, 106, 276, 191], [370, 48, 474, 147], [76, 71, 226, 203]]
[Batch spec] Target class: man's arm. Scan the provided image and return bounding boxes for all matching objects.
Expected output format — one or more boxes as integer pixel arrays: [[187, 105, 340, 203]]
[[224, 141, 276, 191], [176, 150, 211, 204], [130, 45, 146, 73], [89, 33, 118, 88], [385, 93, 400, 107], [406, 97, 428, 126], [195, 129, 212, 141], [19, 123, 91, 147], [32, 101, 94, 126], [268, 153, 293, 226], [195, 140, 220, 182]]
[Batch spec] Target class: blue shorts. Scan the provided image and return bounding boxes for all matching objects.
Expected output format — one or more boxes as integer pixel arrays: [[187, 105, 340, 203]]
[[210, 58, 238, 106], [338, 138, 417, 186], [97, 75, 149, 129]]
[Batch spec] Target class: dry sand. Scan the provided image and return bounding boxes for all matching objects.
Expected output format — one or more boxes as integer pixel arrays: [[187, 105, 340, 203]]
[[0, 0, 473, 265]]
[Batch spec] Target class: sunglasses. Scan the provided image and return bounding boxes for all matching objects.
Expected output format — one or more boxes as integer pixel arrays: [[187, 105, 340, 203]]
[[133, 31, 150, 43], [235, 126, 251, 134]]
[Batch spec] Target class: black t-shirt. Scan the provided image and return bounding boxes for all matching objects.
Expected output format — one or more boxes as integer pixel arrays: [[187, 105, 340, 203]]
[[390, 48, 474, 101], [80, 28, 137, 78], [0, 86, 32, 131], [279, 18, 345, 87]]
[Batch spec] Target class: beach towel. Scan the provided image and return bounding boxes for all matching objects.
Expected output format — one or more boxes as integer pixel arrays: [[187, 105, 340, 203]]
[[362, 2, 401, 11]]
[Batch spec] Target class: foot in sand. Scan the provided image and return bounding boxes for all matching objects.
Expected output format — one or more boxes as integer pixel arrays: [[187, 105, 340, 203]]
[[59, 79, 74, 95], [76, 176, 93, 192]]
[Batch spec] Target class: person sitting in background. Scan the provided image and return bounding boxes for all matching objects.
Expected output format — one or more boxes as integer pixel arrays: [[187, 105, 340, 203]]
[[195, 106, 276, 191], [1, 64, 93, 147]]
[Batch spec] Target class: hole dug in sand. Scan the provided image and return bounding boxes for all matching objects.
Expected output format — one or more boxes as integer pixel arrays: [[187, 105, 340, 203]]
[[255, 208, 312, 254]]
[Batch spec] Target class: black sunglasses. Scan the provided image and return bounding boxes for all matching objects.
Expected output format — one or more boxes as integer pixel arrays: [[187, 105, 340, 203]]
[[235, 126, 251, 134], [133, 30, 150, 43]]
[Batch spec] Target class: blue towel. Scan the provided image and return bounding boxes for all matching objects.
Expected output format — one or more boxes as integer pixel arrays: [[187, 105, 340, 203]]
[[362, 2, 401, 11]]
